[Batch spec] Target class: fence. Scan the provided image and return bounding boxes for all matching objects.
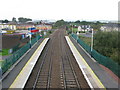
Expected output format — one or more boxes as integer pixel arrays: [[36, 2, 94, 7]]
[[12, 43, 20, 53], [1, 35, 42, 74], [71, 34, 120, 77]]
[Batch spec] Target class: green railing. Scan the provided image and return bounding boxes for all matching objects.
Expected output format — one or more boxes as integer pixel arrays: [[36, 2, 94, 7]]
[[12, 43, 20, 53], [71, 34, 120, 77], [1, 35, 42, 74]]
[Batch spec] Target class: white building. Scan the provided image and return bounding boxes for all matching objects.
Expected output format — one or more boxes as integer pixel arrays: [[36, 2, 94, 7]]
[[100, 23, 119, 32], [0, 24, 16, 30], [78, 25, 92, 32]]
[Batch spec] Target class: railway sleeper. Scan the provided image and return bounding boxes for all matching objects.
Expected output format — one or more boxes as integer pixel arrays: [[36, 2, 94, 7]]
[[66, 85, 78, 88], [66, 81, 77, 85]]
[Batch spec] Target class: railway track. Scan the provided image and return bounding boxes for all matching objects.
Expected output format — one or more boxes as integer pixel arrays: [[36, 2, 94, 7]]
[[33, 36, 56, 89], [60, 30, 81, 90], [25, 28, 90, 89]]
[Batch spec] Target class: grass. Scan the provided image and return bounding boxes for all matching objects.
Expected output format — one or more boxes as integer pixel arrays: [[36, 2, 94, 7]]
[[78, 35, 91, 46], [72, 28, 78, 33], [0, 49, 10, 56], [0, 60, 4, 67], [72, 28, 86, 33]]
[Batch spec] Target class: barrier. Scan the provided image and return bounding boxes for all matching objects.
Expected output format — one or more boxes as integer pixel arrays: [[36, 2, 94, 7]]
[[71, 34, 120, 77], [1, 35, 42, 74]]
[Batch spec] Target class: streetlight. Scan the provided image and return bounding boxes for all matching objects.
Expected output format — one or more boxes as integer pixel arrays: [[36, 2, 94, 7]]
[[91, 28, 94, 56], [72, 25, 74, 34], [29, 33, 32, 48], [76, 31, 79, 42], [76, 25, 79, 42]]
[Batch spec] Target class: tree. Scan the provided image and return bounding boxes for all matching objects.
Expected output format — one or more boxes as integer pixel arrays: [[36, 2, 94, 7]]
[[96, 21, 101, 24], [75, 20, 80, 23], [18, 17, 32, 23], [80, 21, 88, 25], [90, 21, 103, 31], [54, 19, 67, 27], [94, 31, 119, 64], [2, 19, 9, 23], [12, 17, 17, 22]]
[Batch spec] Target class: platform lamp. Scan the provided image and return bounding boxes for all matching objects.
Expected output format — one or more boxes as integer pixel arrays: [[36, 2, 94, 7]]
[[75, 25, 78, 42], [91, 28, 94, 56], [29, 33, 32, 48], [76, 33, 78, 42], [28, 28, 32, 48], [72, 25, 74, 34]]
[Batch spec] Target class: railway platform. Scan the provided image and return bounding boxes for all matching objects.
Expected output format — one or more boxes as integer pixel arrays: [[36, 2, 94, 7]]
[[9, 38, 49, 88], [65, 36, 105, 88], [66, 36, 120, 89]]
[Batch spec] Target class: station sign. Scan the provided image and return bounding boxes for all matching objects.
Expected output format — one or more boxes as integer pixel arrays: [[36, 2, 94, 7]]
[[30, 29, 39, 33], [28, 27, 36, 30]]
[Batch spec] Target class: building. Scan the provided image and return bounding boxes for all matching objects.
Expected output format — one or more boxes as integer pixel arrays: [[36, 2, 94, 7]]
[[0, 23, 52, 31], [16, 24, 35, 30], [78, 25, 92, 32], [35, 24, 52, 30], [100, 23, 119, 32], [0, 24, 16, 30]]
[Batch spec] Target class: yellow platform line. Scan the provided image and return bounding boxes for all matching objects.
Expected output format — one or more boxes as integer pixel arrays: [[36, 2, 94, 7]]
[[65, 36, 106, 89], [9, 38, 49, 88]]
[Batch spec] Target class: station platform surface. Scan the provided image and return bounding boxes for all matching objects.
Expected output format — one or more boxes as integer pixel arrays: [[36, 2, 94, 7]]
[[8, 38, 49, 88], [65, 36, 120, 89], [3, 38, 44, 88]]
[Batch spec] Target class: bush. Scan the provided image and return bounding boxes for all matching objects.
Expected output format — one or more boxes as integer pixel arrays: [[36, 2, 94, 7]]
[[94, 31, 119, 64]]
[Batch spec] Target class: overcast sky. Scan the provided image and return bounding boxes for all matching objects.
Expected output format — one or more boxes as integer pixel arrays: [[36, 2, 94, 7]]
[[0, 0, 119, 21]]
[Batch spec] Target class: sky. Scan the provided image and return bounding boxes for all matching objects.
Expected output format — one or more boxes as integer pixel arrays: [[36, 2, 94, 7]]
[[0, 0, 119, 21]]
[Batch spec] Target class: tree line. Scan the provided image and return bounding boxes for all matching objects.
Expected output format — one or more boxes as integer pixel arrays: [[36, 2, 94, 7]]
[[94, 31, 119, 64], [53, 19, 106, 31], [0, 17, 32, 23]]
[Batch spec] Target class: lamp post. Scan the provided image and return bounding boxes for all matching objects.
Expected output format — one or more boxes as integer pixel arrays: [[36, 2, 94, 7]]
[[36, 32, 38, 42], [29, 33, 32, 48], [76, 29, 79, 42], [91, 28, 94, 56], [76, 32, 79, 42], [72, 25, 73, 34], [28, 28, 32, 48]]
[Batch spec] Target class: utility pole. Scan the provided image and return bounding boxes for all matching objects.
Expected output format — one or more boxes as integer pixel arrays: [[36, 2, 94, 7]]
[[72, 25, 73, 34], [91, 28, 94, 56], [76, 34, 78, 42], [29, 34, 32, 48]]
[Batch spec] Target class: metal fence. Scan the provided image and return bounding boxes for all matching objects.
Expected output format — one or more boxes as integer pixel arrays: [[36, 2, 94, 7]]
[[12, 43, 20, 53], [71, 34, 120, 77], [1, 35, 42, 74]]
